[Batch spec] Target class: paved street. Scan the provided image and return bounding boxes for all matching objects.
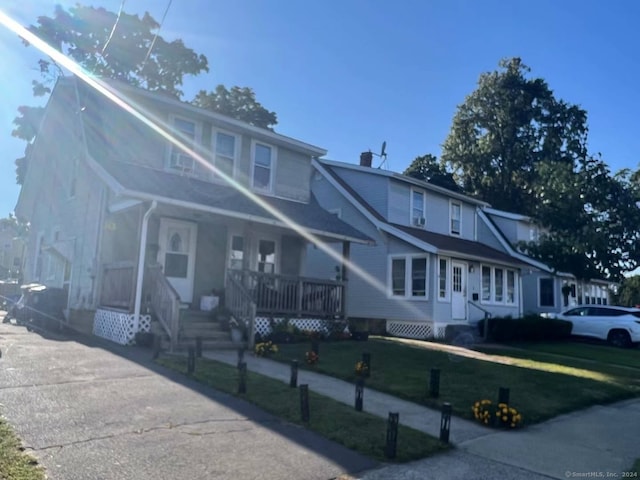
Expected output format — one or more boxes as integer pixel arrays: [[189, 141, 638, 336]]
[[0, 320, 376, 480]]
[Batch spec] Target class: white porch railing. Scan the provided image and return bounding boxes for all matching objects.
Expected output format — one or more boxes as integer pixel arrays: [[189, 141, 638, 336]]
[[146, 264, 180, 351]]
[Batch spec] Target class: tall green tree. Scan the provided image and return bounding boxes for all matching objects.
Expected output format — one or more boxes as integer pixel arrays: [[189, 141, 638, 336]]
[[441, 57, 588, 215], [192, 86, 277, 130], [403, 154, 460, 191], [612, 275, 640, 307]]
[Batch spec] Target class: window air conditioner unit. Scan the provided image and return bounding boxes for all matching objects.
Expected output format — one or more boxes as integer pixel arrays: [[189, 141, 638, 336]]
[[414, 216, 426, 227], [173, 153, 194, 170]]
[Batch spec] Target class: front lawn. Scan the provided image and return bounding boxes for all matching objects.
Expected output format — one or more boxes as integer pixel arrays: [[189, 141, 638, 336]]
[[272, 337, 640, 425], [156, 355, 448, 462]]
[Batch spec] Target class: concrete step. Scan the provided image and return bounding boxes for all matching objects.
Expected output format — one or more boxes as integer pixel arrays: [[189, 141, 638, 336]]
[[160, 337, 247, 351]]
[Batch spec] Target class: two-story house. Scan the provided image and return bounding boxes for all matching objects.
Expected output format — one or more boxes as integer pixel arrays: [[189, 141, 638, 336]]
[[306, 154, 535, 339], [482, 207, 613, 314], [15, 76, 371, 349]]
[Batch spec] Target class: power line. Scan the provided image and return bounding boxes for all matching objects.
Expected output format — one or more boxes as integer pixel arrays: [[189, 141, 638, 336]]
[[101, 0, 126, 56], [140, 0, 173, 70]]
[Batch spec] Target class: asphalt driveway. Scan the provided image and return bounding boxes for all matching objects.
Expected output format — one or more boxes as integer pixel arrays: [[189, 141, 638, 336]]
[[0, 319, 376, 480]]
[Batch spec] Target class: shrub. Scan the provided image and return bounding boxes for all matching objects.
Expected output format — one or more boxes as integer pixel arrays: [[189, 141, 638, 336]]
[[481, 315, 572, 342]]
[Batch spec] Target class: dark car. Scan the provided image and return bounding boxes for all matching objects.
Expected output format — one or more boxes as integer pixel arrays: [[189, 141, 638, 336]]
[[6, 283, 68, 331]]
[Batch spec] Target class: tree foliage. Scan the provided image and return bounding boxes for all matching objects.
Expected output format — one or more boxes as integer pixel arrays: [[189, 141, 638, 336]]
[[192, 85, 278, 130], [442, 57, 588, 215], [441, 57, 640, 280], [403, 154, 460, 191], [612, 275, 640, 307]]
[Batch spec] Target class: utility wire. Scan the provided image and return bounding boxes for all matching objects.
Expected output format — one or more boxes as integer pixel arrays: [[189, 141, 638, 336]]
[[101, 0, 126, 56], [140, 0, 173, 70]]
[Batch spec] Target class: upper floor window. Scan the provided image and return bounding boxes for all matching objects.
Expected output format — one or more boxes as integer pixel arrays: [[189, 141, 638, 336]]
[[411, 190, 425, 227], [252, 142, 275, 192], [170, 117, 198, 172], [213, 131, 237, 179], [450, 202, 461, 235]]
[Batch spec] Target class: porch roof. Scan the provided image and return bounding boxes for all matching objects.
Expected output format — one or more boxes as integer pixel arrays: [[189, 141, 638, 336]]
[[95, 160, 373, 244], [390, 223, 528, 267]]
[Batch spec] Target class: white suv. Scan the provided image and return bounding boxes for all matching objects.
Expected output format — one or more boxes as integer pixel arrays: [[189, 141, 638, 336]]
[[552, 305, 640, 348]]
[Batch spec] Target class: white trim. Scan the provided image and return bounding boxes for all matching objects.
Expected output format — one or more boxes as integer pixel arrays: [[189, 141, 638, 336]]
[[108, 198, 144, 213], [437, 256, 450, 302], [450, 200, 461, 236], [480, 263, 519, 306], [483, 207, 532, 222], [251, 140, 277, 194], [387, 253, 429, 301], [328, 208, 342, 219]]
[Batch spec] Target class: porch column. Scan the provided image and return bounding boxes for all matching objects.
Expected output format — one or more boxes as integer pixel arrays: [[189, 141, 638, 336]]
[[133, 201, 157, 332], [341, 241, 350, 318]]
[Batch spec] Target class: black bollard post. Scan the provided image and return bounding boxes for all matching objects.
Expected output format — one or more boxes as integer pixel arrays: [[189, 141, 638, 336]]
[[498, 387, 510, 405], [238, 362, 247, 394], [195, 337, 202, 358], [355, 377, 364, 411], [362, 352, 371, 378], [311, 339, 320, 355], [152, 334, 161, 359], [429, 368, 440, 398], [299, 384, 310, 422], [237, 347, 245, 368], [384, 412, 399, 459], [440, 402, 452, 443], [290, 360, 299, 388], [187, 346, 196, 375]]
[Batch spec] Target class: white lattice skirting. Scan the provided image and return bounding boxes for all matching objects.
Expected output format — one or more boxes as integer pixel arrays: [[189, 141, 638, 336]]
[[93, 308, 151, 345], [386, 320, 435, 340], [255, 317, 341, 337]]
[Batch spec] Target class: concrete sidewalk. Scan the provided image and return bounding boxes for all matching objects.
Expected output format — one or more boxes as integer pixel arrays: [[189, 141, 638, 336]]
[[206, 350, 640, 480]]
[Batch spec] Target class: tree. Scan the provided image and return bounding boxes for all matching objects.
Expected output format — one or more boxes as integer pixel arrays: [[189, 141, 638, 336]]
[[441, 57, 588, 216], [612, 275, 640, 307], [192, 86, 278, 130], [403, 154, 460, 191]]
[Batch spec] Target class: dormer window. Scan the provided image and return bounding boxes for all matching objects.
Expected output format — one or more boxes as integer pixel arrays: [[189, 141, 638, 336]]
[[169, 117, 198, 172], [252, 141, 275, 192], [411, 190, 425, 227], [213, 130, 237, 179]]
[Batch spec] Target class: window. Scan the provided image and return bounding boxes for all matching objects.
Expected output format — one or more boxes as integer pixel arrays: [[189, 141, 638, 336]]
[[481, 266, 491, 301], [213, 131, 237, 179], [539, 278, 555, 307], [229, 235, 244, 270], [252, 142, 274, 191], [450, 202, 461, 235], [389, 255, 429, 299], [438, 258, 448, 299], [411, 190, 425, 226], [482, 266, 517, 304], [257, 239, 276, 274], [170, 117, 197, 171]]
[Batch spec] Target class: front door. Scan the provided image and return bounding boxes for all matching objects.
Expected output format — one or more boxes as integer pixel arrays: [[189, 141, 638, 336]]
[[158, 218, 198, 303], [451, 261, 467, 320]]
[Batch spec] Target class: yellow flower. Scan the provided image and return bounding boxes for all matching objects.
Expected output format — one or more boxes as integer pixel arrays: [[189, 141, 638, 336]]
[[502, 416, 508, 422]]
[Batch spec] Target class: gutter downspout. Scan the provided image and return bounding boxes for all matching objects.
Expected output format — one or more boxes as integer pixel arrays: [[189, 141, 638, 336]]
[[133, 200, 157, 332]]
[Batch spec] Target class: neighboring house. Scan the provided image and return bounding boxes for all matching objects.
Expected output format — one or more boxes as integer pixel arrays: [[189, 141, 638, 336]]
[[481, 207, 613, 314], [15, 76, 371, 348], [0, 219, 24, 281], [306, 155, 534, 339]]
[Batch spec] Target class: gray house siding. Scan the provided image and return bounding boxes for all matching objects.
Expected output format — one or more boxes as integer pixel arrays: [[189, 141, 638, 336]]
[[274, 148, 311, 202], [330, 167, 389, 219], [477, 219, 508, 252]]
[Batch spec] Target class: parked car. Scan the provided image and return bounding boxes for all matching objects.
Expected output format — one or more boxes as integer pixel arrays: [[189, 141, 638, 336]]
[[544, 305, 640, 348], [5, 283, 68, 331]]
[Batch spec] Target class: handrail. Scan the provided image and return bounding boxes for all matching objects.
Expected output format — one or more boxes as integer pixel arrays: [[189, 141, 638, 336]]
[[225, 270, 257, 348], [146, 264, 181, 351], [468, 300, 492, 340]]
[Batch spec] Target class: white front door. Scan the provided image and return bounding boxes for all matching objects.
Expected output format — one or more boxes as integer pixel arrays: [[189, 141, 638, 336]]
[[451, 261, 467, 320], [158, 218, 198, 303]]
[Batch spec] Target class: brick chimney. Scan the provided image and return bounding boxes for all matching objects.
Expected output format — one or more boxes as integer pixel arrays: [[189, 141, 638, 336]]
[[360, 151, 373, 167]]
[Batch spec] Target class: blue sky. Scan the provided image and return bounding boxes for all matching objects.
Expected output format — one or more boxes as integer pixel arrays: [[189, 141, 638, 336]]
[[1, 0, 638, 218]]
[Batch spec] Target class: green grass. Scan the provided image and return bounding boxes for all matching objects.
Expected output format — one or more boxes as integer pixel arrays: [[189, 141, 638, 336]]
[[630, 459, 640, 474], [0, 418, 45, 480], [156, 355, 449, 462], [272, 337, 640, 425]]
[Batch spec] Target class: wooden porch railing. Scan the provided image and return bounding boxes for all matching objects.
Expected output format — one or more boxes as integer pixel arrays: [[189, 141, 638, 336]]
[[100, 261, 136, 309], [225, 271, 257, 348], [226, 269, 345, 318], [146, 264, 181, 351]]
